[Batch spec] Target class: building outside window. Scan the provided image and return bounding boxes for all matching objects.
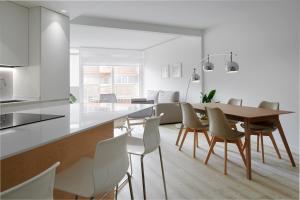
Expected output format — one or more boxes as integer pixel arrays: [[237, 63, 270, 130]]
[[83, 65, 140, 103], [70, 48, 141, 104]]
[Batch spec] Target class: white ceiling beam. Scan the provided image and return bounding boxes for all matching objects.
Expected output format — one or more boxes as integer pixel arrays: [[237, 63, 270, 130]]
[[71, 16, 204, 37]]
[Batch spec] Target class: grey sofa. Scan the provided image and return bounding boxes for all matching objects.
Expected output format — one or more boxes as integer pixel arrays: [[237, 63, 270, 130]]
[[132, 90, 182, 125]]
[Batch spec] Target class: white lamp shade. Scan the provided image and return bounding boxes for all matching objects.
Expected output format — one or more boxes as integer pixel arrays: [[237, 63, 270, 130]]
[[203, 62, 214, 71], [191, 71, 200, 82], [226, 61, 239, 73]]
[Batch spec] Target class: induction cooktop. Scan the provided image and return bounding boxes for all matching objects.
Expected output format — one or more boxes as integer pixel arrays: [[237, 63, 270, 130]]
[[0, 113, 65, 130]]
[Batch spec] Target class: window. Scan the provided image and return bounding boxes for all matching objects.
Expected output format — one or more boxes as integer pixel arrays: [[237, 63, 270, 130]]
[[83, 65, 140, 103]]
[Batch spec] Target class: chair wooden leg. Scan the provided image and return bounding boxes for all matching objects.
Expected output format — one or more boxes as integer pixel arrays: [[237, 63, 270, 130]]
[[179, 129, 189, 151], [242, 135, 250, 153], [269, 133, 282, 159], [203, 130, 211, 146], [196, 132, 199, 148], [257, 134, 260, 152], [224, 140, 228, 175], [260, 133, 265, 163], [203, 129, 215, 154], [236, 139, 246, 166], [176, 124, 184, 146], [193, 130, 197, 158], [204, 137, 216, 164]]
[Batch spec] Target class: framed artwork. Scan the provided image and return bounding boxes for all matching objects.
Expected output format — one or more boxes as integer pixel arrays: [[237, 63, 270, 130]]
[[161, 65, 169, 79], [170, 63, 182, 78]]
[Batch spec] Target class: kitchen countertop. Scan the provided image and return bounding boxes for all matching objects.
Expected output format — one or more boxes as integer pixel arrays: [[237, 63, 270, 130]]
[[0, 103, 153, 159], [0, 98, 39, 106]]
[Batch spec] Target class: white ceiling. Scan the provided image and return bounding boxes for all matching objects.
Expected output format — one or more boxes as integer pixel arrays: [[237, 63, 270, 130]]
[[70, 24, 179, 50], [14, 0, 299, 50], [15, 1, 299, 29]]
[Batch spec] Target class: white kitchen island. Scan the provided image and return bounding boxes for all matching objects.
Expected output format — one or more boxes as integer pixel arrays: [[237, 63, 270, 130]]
[[0, 103, 153, 199]]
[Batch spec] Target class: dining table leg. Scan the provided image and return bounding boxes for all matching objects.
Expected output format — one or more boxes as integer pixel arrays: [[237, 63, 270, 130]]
[[244, 118, 252, 180], [275, 116, 296, 167]]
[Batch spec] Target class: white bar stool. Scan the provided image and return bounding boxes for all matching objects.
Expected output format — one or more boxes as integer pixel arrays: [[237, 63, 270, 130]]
[[0, 162, 60, 200], [127, 114, 167, 200], [55, 133, 133, 200]]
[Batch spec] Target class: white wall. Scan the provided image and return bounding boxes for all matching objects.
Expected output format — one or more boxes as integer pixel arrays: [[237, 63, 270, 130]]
[[143, 36, 202, 102], [0, 68, 13, 99], [203, 2, 299, 153]]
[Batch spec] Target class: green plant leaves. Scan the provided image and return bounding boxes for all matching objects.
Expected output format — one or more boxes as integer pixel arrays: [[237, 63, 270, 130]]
[[201, 89, 216, 103], [206, 89, 216, 102], [69, 93, 77, 104]]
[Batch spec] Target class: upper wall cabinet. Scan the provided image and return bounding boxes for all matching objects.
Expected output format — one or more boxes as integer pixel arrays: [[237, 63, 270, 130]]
[[40, 7, 70, 101], [0, 2, 28, 66]]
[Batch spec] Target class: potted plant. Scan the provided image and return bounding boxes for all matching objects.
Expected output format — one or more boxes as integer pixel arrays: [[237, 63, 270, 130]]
[[200, 89, 216, 120], [201, 89, 216, 103], [69, 93, 77, 104]]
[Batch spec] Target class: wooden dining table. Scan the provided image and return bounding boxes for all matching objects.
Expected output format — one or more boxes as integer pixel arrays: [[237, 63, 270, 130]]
[[191, 103, 295, 180]]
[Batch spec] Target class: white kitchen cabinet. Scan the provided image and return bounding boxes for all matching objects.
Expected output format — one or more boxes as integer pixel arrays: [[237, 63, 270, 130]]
[[40, 8, 70, 101], [0, 2, 28, 66], [14, 7, 70, 101]]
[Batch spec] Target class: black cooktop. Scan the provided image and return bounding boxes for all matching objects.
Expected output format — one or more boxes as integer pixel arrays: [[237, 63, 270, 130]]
[[0, 113, 65, 130]]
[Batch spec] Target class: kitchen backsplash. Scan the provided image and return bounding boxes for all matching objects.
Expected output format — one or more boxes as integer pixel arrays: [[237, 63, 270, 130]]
[[0, 69, 13, 100]]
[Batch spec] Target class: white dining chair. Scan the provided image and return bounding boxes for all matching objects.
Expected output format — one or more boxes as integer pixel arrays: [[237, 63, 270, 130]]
[[127, 114, 167, 200], [179, 103, 212, 158], [55, 133, 133, 200], [227, 98, 243, 130], [0, 162, 60, 200], [205, 107, 246, 175], [241, 101, 281, 163]]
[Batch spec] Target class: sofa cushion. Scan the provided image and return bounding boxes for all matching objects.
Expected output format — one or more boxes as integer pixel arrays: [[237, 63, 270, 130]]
[[158, 91, 179, 103], [146, 90, 159, 103]]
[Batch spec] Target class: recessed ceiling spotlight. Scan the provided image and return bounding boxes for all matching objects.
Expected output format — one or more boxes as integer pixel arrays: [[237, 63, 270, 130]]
[[61, 10, 67, 13]]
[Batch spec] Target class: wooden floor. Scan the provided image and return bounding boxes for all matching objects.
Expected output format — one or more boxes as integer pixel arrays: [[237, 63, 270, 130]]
[[115, 124, 299, 200]]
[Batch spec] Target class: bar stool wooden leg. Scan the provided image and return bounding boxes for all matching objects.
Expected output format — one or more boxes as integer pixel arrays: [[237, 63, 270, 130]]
[[260, 132, 265, 163], [269, 133, 281, 159], [224, 140, 228, 175]]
